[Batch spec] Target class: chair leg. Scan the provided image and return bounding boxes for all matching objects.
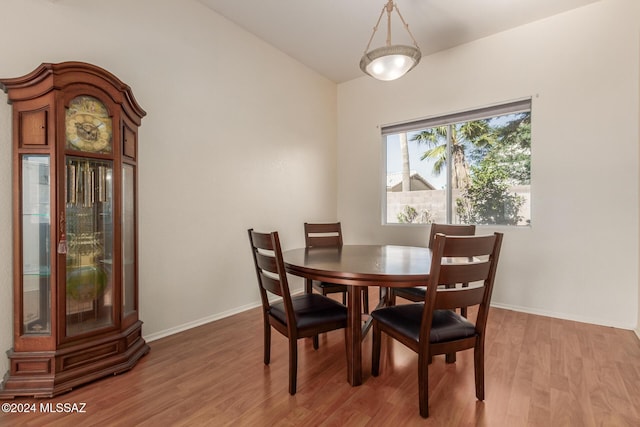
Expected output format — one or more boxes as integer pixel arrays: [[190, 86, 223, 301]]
[[363, 290, 369, 314], [387, 289, 397, 306], [289, 339, 298, 395], [418, 351, 430, 418], [264, 321, 271, 365], [474, 341, 485, 401], [342, 291, 346, 305], [378, 287, 386, 303], [371, 321, 381, 377], [305, 278, 313, 294], [312, 335, 319, 350]]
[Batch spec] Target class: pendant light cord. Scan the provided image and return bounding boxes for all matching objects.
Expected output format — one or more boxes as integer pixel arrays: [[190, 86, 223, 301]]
[[363, 1, 420, 54], [394, 3, 420, 48], [363, 4, 387, 53]]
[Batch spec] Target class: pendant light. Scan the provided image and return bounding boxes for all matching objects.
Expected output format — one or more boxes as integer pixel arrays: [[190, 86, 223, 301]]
[[360, 0, 421, 81]]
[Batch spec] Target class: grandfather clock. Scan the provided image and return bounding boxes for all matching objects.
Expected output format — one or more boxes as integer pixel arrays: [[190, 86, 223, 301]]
[[0, 62, 148, 397]]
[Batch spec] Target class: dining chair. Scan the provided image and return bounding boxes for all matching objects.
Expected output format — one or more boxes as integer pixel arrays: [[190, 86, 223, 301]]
[[371, 232, 503, 418], [390, 223, 476, 315], [390, 223, 477, 364], [248, 229, 348, 395], [304, 222, 369, 313]]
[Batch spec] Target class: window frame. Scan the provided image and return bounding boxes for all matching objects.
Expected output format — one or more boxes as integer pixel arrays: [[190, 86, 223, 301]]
[[381, 98, 532, 226]]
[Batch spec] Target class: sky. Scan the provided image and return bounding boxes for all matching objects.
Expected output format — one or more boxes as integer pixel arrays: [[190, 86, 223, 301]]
[[385, 133, 447, 189]]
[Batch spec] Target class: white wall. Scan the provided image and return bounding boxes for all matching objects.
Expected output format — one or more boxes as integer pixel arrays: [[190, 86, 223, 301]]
[[0, 58, 12, 385], [338, 0, 640, 330], [0, 0, 337, 377]]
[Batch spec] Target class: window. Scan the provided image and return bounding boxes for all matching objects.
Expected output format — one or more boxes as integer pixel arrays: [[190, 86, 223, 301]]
[[384, 99, 531, 226]]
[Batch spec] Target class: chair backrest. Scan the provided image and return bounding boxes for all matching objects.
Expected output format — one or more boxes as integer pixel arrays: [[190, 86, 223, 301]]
[[248, 229, 295, 327], [304, 222, 343, 248], [420, 233, 503, 342], [427, 223, 476, 249]]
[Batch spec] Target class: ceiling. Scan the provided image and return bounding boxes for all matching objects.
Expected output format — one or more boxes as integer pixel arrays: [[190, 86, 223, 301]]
[[198, 0, 599, 83]]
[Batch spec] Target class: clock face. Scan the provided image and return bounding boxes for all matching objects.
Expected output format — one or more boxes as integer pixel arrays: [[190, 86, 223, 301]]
[[65, 96, 112, 153]]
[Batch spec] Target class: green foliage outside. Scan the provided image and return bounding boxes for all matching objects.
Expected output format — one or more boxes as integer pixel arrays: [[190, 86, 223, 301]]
[[397, 205, 433, 224], [413, 112, 530, 225], [455, 161, 524, 225]]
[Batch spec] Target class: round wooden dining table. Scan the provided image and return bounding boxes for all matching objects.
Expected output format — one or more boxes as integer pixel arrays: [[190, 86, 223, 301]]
[[282, 244, 432, 386]]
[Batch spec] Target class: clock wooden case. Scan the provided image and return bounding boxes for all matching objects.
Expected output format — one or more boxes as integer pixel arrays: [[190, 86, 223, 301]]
[[0, 62, 148, 397]]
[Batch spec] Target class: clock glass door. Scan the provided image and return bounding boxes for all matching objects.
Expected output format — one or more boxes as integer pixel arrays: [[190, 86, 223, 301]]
[[21, 155, 51, 335], [122, 164, 136, 317], [65, 157, 114, 336]]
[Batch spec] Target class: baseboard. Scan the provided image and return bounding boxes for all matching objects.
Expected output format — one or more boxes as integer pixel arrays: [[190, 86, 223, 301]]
[[142, 301, 262, 343], [141, 290, 305, 343], [490, 302, 636, 331], [143, 296, 637, 344]]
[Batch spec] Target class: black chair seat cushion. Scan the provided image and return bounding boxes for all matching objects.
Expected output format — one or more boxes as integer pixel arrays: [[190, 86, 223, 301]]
[[270, 293, 347, 329], [394, 285, 456, 300], [314, 281, 347, 290], [394, 286, 426, 299], [371, 303, 476, 343]]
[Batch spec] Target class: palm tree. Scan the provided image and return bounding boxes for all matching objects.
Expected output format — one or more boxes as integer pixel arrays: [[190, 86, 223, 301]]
[[411, 120, 492, 189], [400, 132, 410, 191]]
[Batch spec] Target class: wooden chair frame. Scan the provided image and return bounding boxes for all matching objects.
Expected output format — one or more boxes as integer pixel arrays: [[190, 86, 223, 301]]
[[371, 232, 503, 418], [391, 223, 476, 315], [248, 229, 347, 395], [304, 222, 369, 313]]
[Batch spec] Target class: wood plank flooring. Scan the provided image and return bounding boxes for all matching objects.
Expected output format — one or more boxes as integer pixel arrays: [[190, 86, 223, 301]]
[[1, 290, 639, 426]]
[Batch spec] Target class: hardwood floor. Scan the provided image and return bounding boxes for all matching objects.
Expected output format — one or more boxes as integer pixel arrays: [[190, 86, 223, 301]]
[[1, 290, 640, 426]]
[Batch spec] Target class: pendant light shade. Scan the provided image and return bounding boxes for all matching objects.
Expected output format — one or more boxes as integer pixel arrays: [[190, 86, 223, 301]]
[[360, 1, 421, 81], [360, 45, 421, 81]]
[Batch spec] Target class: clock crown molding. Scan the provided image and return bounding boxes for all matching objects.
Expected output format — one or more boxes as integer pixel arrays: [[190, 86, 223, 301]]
[[1, 61, 146, 124]]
